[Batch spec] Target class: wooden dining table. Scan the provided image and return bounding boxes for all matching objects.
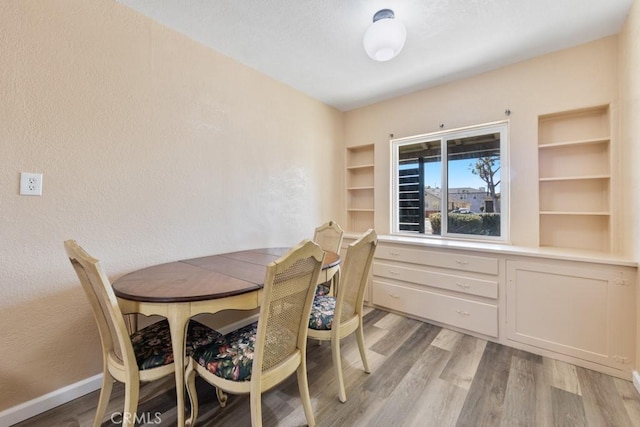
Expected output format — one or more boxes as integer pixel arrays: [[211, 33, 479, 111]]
[[112, 247, 340, 427]]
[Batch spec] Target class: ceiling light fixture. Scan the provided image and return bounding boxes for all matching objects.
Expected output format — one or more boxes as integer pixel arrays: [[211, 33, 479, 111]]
[[363, 9, 407, 62]]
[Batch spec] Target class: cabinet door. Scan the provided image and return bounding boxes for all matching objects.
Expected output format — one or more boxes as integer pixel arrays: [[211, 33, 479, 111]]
[[506, 261, 635, 370]]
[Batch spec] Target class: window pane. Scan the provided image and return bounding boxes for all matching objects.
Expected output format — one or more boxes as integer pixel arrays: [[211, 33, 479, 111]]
[[398, 141, 441, 233], [398, 158, 421, 232], [446, 132, 501, 236], [424, 151, 442, 235]]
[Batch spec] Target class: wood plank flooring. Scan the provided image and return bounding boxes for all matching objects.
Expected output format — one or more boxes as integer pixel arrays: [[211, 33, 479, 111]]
[[14, 309, 640, 426]]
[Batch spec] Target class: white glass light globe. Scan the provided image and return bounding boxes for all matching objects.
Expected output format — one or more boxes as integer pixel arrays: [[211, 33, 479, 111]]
[[363, 17, 407, 62]]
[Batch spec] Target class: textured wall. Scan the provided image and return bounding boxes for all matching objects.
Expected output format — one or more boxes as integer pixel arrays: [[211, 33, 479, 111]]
[[0, 0, 343, 409], [344, 36, 622, 249]]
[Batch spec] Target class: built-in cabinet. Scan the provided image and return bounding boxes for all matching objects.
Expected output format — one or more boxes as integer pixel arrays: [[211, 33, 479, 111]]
[[506, 260, 635, 372], [369, 237, 636, 379], [346, 144, 374, 232], [342, 104, 635, 379], [538, 106, 612, 252]]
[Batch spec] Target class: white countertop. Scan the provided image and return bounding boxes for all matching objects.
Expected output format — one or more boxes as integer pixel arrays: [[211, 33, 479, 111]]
[[345, 232, 638, 268]]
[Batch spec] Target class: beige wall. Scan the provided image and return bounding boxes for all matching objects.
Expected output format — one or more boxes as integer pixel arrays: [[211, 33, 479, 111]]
[[0, 0, 343, 410], [618, 0, 640, 372], [345, 36, 622, 249]]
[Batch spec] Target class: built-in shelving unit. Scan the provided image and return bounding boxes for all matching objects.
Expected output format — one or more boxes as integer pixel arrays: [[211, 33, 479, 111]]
[[538, 105, 611, 252], [346, 144, 374, 232]]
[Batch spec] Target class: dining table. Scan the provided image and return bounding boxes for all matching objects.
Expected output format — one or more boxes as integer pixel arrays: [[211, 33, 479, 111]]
[[112, 247, 340, 427]]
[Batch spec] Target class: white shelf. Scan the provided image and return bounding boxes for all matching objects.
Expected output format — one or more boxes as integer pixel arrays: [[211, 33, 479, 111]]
[[537, 105, 611, 253], [347, 164, 374, 170], [540, 211, 610, 216], [346, 144, 375, 232], [539, 175, 610, 182], [538, 137, 610, 149]]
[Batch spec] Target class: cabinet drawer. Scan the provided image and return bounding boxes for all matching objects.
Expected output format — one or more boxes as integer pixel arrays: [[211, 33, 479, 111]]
[[376, 245, 498, 275], [373, 262, 498, 299], [372, 280, 498, 337]]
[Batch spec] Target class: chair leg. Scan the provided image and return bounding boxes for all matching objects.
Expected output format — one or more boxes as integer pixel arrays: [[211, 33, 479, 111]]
[[331, 338, 347, 403], [215, 387, 228, 407], [185, 359, 199, 426], [249, 390, 263, 427], [93, 370, 114, 427], [121, 379, 140, 427], [297, 362, 316, 427], [356, 321, 371, 374]]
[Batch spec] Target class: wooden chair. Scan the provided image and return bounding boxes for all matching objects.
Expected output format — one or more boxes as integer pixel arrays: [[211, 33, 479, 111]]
[[313, 220, 344, 296], [64, 240, 221, 427], [185, 239, 324, 427], [307, 229, 378, 402]]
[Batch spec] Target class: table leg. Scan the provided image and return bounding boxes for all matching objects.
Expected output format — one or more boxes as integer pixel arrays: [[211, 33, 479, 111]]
[[126, 313, 138, 333], [167, 304, 191, 427]]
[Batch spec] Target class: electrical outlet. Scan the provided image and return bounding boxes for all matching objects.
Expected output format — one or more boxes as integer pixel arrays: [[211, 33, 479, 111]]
[[20, 172, 43, 196]]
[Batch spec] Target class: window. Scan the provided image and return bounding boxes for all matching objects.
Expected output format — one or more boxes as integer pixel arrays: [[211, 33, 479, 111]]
[[392, 122, 509, 242]]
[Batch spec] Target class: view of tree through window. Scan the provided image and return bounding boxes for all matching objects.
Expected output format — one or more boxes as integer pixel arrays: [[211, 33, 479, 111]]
[[393, 122, 508, 241]]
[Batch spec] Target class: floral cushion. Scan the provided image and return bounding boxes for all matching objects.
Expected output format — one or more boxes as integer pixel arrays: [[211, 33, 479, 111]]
[[315, 282, 331, 297], [192, 320, 301, 382], [308, 295, 336, 331], [131, 319, 223, 371], [191, 322, 258, 382]]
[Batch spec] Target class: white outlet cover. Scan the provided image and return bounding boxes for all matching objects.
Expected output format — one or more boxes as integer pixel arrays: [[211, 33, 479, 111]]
[[20, 172, 43, 196]]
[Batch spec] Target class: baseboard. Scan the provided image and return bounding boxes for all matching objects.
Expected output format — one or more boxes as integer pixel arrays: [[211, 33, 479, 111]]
[[0, 373, 102, 426], [633, 371, 640, 395]]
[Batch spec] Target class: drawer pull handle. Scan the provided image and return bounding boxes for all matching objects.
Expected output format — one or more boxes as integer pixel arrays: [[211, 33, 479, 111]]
[[456, 282, 470, 289], [390, 251, 401, 257], [389, 270, 400, 276], [456, 309, 470, 316], [456, 260, 469, 266], [387, 293, 400, 299]]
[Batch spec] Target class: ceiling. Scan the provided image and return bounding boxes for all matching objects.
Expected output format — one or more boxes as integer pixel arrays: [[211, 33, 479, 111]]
[[116, 0, 633, 111]]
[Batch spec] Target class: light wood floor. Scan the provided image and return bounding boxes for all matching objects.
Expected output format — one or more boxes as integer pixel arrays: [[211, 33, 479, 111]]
[[15, 309, 640, 426]]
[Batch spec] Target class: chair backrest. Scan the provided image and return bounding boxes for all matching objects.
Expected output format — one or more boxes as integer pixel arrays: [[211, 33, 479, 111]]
[[313, 221, 344, 254], [64, 240, 137, 371], [253, 239, 324, 374], [334, 229, 378, 324]]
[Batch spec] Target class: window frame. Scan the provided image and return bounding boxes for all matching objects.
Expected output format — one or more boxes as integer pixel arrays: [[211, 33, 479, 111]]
[[391, 121, 510, 243]]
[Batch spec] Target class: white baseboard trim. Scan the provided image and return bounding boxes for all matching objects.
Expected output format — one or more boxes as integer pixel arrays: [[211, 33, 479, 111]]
[[0, 373, 102, 426], [633, 371, 640, 395]]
